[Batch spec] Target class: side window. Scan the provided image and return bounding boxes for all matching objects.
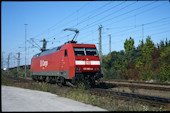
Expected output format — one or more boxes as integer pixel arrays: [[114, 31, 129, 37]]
[[64, 49, 68, 57]]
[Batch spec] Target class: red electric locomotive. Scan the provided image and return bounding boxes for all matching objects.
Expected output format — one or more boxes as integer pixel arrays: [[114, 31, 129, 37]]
[[30, 29, 103, 86]]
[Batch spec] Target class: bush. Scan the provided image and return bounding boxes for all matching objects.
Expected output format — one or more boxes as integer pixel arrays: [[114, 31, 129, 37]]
[[159, 63, 170, 82], [103, 66, 121, 80]]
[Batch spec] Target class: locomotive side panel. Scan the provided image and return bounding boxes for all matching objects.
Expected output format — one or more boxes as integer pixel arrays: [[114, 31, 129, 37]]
[[31, 51, 62, 77]]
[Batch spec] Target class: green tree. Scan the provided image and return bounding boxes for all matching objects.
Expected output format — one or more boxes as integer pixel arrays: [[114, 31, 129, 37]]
[[102, 36, 169, 82], [133, 39, 144, 68], [159, 39, 170, 63], [124, 37, 135, 54], [160, 63, 170, 82], [142, 36, 155, 64]]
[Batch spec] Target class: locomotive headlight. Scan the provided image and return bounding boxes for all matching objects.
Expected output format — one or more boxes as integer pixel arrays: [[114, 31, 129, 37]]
[[95, 67, 99, 70], [76, 67, 81, 71]]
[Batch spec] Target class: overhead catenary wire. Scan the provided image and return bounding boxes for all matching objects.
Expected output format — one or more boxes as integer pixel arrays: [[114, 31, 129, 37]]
[[45, 1, 136, 45], [45, 1, 117, 42], [77, 2, 168, 43], [107, 17, 170, 37], [82, 17, 170, 52], [39, 1, 155, 46], [76, 2, 163, 44], [102, 1, 167, 29], [80, 17, 170, 44], [101, 20, 170, 44], [76, 1, 137, 31], [30, 2, 90, 41], [71, 1, 125, 28], [79, 1, 156, 32], [102, 27, 170, 46]]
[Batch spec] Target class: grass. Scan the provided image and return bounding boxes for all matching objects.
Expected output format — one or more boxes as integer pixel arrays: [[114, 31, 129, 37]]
[[1, 74, 167, 111]]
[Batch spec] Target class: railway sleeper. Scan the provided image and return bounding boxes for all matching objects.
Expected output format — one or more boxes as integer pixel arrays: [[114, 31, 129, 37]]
[[94, 88, 170, 105]]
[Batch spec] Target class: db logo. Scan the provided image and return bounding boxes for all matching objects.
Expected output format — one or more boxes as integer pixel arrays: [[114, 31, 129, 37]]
[[85, 61, 91, 65], [40, 60, 48, 69]]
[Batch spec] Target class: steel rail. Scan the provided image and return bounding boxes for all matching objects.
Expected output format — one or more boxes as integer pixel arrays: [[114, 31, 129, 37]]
[[92, 88, 170, 105], [96, 81, 170, 92], [101, 80, 170, 86]]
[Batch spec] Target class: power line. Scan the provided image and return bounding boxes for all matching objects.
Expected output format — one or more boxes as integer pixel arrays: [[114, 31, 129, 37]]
[[30, 2, 90, 41], [41, 1, 152, 46], [106, 17, 170, 37], [108, 29, 170, 46], [47, 2, 159, 45], [102, 1, 164, 29], [44, 2, 128, 44], [79, 1, 137, 31], [81, 1, 156, 32], [47, 2, 134, 45], [71, 1, 125, 28], [45, 1, 115, 42], [82, 17, 170, 53], [79, 17, 170, 48], [51, 10, 168, 49], [101, 22, 170, 44]]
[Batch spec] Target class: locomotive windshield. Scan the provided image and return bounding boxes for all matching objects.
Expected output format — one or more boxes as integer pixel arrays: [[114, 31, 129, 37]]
[[74, 47, 98, 56]]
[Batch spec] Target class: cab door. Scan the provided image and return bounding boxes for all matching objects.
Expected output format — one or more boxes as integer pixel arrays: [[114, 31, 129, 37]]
[[60, 50, 64, 71], [59, 49, 69, 79]]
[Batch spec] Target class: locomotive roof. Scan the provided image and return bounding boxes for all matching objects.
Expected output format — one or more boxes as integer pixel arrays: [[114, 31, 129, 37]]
[[33, 42, 96, 58], [33, 45, 63, 58]]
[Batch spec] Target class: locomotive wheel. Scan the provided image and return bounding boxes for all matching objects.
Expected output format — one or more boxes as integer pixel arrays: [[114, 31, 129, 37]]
[[90, 77, 95, 86], [60, 76, 66, 85], [49, 77, 56, 84], [32, 75, 36, 81], [56, 76, 66, 86], [45, 76, 50, 83], [38, 76, 43, 82], [34, 75, 39, 81], [42, 76, 46, 82]]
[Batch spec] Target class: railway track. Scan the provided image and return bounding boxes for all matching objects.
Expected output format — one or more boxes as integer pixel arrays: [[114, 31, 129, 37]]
[[97, 80, 170, 91], [5, 76, 32, 83], [7, 75, 170, 92], [103, 80, 170, 86], [90, 88, 170, 106]]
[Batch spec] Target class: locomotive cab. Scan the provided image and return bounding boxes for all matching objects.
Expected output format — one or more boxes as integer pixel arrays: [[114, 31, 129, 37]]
[[71, 44, 103, 85]]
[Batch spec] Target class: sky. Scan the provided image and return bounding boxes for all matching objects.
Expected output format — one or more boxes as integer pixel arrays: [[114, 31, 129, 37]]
[[1, 1, 170, 68]]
